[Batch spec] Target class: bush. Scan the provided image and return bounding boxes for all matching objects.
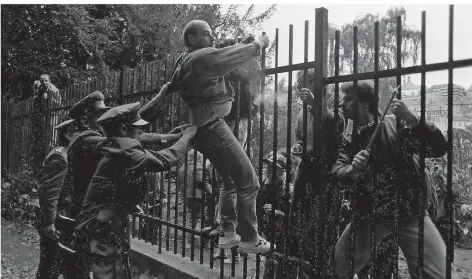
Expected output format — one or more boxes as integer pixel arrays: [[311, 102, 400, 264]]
[[1, 165, 39, 223]]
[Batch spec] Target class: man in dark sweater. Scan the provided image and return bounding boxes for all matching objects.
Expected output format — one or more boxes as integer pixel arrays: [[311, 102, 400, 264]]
[[148, 20, 272, 253], [331, 81, 450, 279]]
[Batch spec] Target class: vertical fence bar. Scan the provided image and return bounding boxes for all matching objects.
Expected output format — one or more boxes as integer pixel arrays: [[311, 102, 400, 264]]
[[348, 25, 358, 279], [270, 28, 279, 255], [182, 155, 188, 258], [416, 11, 427, 279], [314, 7, 328, 277], [255, 31, 267, 278], [200, 156, 206, 266], [210, 167, 216, 269], [297, 20, 309, 266], [191, 148, 197, 261], [369, 21, 380, 279], [174, 95, 181, 254], [393, 15, 403, 279], [446, 5, 454, 279], [331, 29, 341, 279], [282, 24, 294, 279]]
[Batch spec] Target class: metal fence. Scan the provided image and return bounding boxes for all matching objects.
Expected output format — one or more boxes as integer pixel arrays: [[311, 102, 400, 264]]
[[3, 4, 472, 279]]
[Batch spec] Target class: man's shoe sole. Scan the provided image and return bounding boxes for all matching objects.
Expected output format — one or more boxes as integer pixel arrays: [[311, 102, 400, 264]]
[[218, 235, 241, 249], [239, 246, 271, 254]]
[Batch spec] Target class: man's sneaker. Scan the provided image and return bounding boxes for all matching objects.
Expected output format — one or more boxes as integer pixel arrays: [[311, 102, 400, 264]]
[[218, 231, 241, 249], [239, 236, 272, 254]]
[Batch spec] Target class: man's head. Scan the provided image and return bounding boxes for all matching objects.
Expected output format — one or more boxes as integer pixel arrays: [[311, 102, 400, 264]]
[[39, 74, 50, 87], [69, 91, 111, 134], [263, 150, 301, 184], [97, 102, 149, 139], [341, 80, 377, 124], [183, 20, 215, 50], [55, 119, 79, 146], [431, 156, 447, 174]]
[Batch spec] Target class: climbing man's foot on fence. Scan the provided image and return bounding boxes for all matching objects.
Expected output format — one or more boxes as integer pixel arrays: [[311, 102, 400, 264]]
[[218, 231, 241, 249], [239, 236, 272, 254]]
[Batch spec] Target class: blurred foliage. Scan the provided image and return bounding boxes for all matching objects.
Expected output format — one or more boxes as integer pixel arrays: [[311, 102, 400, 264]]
[[2, 4, 276, 100]]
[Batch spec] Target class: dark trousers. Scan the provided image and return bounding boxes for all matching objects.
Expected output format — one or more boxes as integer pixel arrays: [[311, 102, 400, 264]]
[[36, 235, 60, 279]]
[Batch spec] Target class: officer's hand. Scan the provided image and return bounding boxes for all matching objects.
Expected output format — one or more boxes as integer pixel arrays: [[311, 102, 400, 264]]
[[42, 224, 58, 240], [183, 126, 198, 137], [256, 35, 270, 49], [43, 93, 48, 99], [169, 124, 192, 135], [348, 150, 370, 175], [159, 82, 171, 96], [391, 99, 418, 125], [298, 88, 315, 108]]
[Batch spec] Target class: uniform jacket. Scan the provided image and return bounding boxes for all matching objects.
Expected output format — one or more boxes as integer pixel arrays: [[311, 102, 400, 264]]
[[76, 133, 193, 233], [331, 116, 447, 222], [169, 43, 261, 107], [67, 129, 105, 219], [38, 146, 68, 226]]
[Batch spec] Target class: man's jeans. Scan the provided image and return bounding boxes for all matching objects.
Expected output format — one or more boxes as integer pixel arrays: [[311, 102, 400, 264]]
[[334, 215, 453, 279], [226, 117, 250, 148], [195, 118, 259, 242]]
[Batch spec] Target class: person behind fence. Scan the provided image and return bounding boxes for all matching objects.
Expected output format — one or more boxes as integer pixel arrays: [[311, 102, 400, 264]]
[[70, 102, 197, 279], [287, 69, 345, 278], [430, 156, 460, 245], [178, 149, 215, 236], [35, 119, 78, 279], [216, 37, 261, 150], [331, 80, 451, 279], [147, 19, 272, 253], [257, 150, 299, 279], [32, 74, 62, 168]]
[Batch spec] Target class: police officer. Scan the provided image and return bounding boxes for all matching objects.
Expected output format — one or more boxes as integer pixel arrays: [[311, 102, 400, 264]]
[[67, 89, 182, 220], [36, 119, 78, 279], [73, 102, 197, 278], [67, 91, 112, 220]]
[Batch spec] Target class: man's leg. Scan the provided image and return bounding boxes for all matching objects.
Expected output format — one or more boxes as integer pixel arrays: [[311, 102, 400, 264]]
[[195, 119, 260, 244], [398, 215, 453, 279], [36, 235, 60, 279], [334, 219, 392, 279]]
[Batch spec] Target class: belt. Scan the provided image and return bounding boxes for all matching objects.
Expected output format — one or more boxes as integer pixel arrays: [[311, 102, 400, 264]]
[[198, 117, 222, 130]]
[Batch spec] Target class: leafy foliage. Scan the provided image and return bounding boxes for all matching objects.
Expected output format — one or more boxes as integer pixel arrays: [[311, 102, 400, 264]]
[[327, 7, 421, 110], [1, 163, 39, 223], [1, 4, 276, 100]]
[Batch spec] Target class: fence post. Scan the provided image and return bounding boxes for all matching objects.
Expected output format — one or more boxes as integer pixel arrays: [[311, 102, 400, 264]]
[[313, 6, 329, 277], [119, 66, 130, 105]]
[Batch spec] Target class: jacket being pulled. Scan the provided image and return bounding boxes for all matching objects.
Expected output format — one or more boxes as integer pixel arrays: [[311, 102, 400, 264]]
[[75, 133, 193, 232], [169, 43, 261, 126], [331, 116, 447, 223]]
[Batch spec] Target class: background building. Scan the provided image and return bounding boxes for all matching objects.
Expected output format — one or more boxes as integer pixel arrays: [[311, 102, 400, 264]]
[[402, 76, 472, 132]]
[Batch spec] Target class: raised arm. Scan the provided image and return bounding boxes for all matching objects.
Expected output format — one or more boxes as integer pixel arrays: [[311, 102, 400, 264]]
[[139, 83, 170, 123], [127, 126, 198, 172], [190, 42, 262, 80]]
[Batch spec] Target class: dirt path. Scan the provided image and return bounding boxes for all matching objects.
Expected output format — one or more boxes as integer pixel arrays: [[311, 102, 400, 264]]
[[2, 219, 472, 279], [1, 220, 40, 279]]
